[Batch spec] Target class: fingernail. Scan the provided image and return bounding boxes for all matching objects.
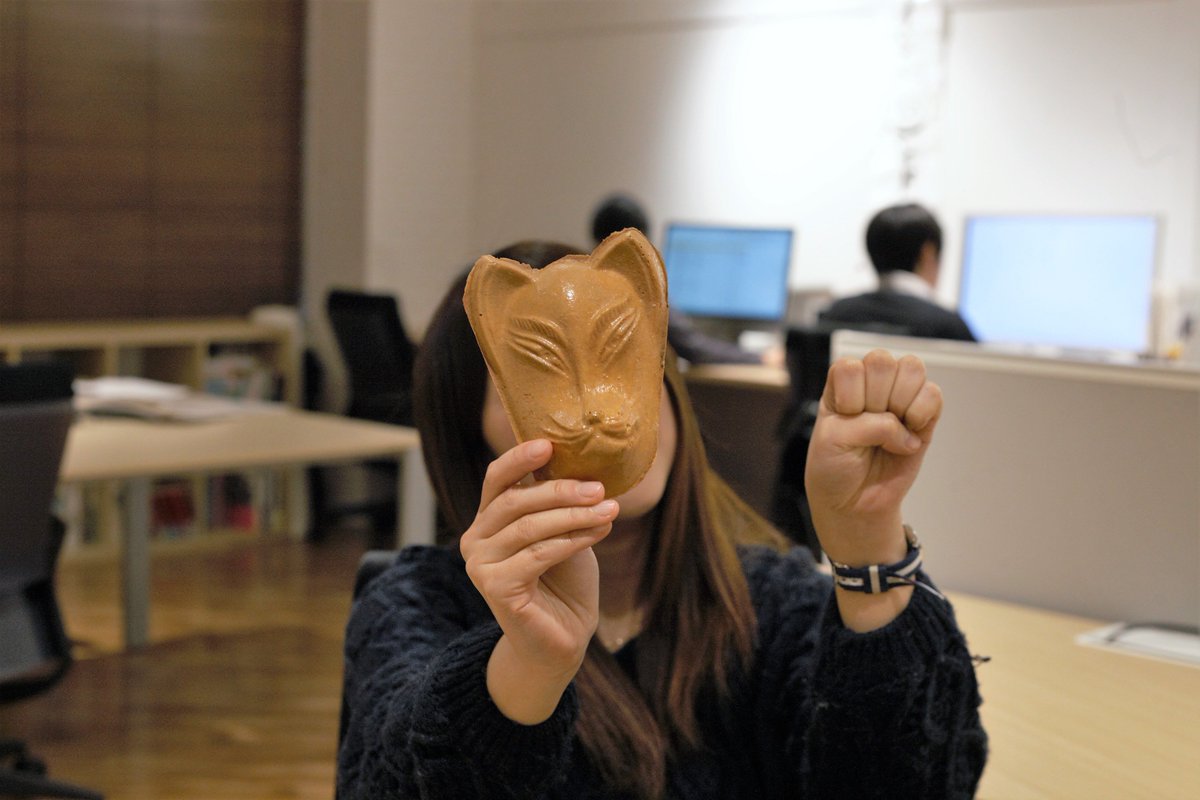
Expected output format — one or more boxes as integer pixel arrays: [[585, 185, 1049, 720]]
[[593, 499, 618, 516], [906, 433, 921, 449], [578, 481, 604, 498], [527, 439, 551, 458]]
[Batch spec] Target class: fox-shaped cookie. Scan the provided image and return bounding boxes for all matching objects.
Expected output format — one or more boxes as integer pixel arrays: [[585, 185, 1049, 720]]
[[464, 229, 669, 496]]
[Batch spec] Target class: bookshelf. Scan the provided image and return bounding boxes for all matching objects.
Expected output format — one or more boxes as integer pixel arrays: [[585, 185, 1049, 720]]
[[0, 317, 300, 403], [0, 316, 303, 553]]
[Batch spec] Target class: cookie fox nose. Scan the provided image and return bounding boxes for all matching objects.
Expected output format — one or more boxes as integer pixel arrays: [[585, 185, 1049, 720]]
[[585, 409, 603, 425]]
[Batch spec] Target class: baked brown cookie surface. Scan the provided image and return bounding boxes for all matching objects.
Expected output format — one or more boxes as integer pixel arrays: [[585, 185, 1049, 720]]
[[464, 229, 668, 496]]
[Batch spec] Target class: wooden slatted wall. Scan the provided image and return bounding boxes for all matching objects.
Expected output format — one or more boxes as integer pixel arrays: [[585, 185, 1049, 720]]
[[0, 0, 303, 321]]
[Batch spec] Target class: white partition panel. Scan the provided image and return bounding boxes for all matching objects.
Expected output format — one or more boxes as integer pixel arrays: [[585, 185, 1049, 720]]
[[832, 329, 1200, 629]]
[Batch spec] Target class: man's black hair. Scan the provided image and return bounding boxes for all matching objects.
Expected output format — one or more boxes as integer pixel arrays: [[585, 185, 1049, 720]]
[[591, 193, 650, 244], [864, 203, 942, 275]]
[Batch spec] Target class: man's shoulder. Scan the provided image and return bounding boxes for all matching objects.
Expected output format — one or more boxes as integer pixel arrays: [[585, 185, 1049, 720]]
[[821, 293, 974, 341]]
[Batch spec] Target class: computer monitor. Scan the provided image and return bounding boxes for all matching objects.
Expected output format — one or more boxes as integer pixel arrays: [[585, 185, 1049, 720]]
[[662, 223, 793, 322], [959, 214, 1159, 354]]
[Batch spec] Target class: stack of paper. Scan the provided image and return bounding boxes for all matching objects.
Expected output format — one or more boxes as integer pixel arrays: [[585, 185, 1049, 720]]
[[74, 377, 281, 422], [1077, 622, 1200, 668]]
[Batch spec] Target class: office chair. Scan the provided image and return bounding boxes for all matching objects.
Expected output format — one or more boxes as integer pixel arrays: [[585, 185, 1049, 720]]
[[320, 290, 419, 545], [326, 289, 417, 426], [769, 327, 832, 556], [0, 362, 104, 800]]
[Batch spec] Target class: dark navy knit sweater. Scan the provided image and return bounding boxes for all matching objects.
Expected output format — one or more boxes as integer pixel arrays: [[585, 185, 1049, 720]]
[[337, 544, 987, 799]]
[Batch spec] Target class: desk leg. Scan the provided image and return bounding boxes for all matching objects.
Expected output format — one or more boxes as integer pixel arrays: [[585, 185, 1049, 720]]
[[122, 478, 152, 648], [399, 447, 435, 548], [284, 465, 309, 539]]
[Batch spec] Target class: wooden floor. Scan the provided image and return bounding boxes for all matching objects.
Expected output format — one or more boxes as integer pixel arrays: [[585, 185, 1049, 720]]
[[9, 525, 1200, 799], [0, 528, 373, 800]]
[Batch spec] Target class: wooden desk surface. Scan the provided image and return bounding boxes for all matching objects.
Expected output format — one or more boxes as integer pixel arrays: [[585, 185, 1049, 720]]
[[59, 408, 430, 647], [682, 362, 789, 390], [949, 592, 1200, 799], [61, 408, 420, 482]]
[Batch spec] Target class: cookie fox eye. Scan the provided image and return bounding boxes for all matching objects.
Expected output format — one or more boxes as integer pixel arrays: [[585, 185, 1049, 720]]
[[593, 302, 639, 368], [509, 316, 570, 377]]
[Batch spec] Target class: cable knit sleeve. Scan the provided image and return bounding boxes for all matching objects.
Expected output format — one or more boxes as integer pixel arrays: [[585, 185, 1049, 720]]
[[336, 546, 578, 800], [746, 547, 987, 799]]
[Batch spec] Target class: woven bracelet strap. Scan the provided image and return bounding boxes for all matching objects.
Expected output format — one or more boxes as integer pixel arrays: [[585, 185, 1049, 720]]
[[829, 525, 945, 600]]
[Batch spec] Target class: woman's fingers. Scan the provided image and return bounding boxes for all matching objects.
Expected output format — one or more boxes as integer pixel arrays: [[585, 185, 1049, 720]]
[[475, 498, 619, 564], [477, 439, 554, 512], [467, 519, 613, 595], [465, 501, 616, 607], [826, 350, 940, 434], [887, 355, 927, 424], [903, 380, 943, 435], [828, 411, 923, 454], [499, 522, 613, 585], [476, 475, 607, 536], [862, 350, 897, 413], [825, 357, 865, 415]]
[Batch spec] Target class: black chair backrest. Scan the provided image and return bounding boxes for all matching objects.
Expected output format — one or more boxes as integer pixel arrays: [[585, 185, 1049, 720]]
[[352, 550, 401, 600], [784, 327, 833, 414], [0, 362, 74, 594], [326, 289, 417, 424], [0, 361, 75, 695], [0, 360, 73, 404], [783, 320, 915, 416]]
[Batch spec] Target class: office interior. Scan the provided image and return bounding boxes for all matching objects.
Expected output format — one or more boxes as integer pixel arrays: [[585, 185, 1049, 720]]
[[3, 1, 1200, 799]]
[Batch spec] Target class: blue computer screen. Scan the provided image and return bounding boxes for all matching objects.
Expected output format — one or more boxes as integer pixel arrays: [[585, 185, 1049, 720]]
[[960, 215, 1159, 353], [662, 224, 793, 321]]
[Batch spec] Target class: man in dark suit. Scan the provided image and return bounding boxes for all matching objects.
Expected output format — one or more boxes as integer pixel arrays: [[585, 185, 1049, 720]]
[[820, 203, 976, 341]]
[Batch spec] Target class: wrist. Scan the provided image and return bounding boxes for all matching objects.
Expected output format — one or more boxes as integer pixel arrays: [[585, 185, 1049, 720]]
[[814, 511, 908, 567], [827, 525, 941, 632], [834, 584, 914, 633], [486, 635, 579, 725]]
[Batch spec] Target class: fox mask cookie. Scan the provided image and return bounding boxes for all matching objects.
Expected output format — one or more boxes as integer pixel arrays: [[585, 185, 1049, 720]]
[[464, 229, 669, 496]]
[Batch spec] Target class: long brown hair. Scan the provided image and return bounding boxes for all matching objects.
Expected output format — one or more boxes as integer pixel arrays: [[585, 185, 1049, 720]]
[[412, 241, 786, 799]]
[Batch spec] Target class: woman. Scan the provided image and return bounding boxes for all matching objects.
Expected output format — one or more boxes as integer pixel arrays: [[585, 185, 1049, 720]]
[[337, 241, 987, 799]]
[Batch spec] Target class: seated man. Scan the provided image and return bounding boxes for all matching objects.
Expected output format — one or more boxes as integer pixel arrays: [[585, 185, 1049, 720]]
[[820, 203, 976, 342]]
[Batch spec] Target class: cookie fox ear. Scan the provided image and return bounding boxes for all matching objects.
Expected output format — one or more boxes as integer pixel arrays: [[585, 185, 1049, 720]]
[[463, 256, 533, 353], [592, 229, 668, 309]]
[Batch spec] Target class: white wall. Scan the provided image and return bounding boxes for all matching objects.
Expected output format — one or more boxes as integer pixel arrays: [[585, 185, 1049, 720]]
[[468, 0, 1200, 346], [939, 0, 1200, 343], [305, 0, 1200, 351], [474, 0, 910, 294], [364, 0, 478, 335], [303, 0, 370, 409], [304, 0, 478, 349]]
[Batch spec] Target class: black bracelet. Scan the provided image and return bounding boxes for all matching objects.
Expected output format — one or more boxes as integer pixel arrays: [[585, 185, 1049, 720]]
[[829, 525, 944, 600]]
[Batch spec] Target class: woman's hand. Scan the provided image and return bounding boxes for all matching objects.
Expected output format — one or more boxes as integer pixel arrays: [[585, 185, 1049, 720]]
[[804, 350, 942, 629], [461, 438, 617, 723]]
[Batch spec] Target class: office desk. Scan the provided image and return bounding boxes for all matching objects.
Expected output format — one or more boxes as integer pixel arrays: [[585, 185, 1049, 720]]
[[682, 363, 789, 518], [682, 362, 789, 390], [950, 592, 1200, 799], [60, 409, 433, 648]]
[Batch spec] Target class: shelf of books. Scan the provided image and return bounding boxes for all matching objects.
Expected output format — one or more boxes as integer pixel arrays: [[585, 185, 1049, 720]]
[[1, 314, 303, 555]]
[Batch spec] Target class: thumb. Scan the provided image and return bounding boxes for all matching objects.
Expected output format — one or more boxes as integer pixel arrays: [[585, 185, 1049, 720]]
[[828, 412, 923, 455]]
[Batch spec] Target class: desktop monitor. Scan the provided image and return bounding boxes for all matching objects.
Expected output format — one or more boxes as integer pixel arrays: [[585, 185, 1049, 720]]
[[662, 223, 793, 322], [959, 214, 1159, 354]]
